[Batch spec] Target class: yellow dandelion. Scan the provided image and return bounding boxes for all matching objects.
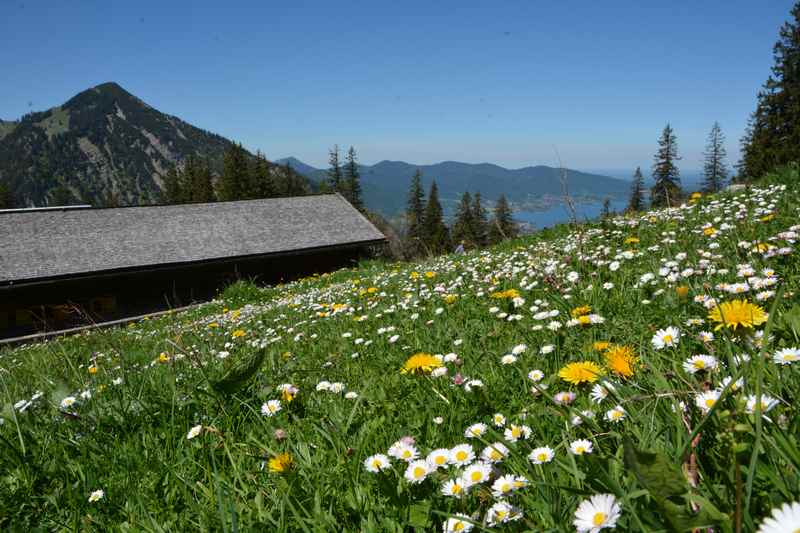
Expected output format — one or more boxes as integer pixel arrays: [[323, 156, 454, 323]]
[[158, 352, 170, 363], [401, 353, 443, 375], [425, 271, 437, 278], [675, 286, 689, 299], [268, 452, 293, 473], [232, 329, 246, 338], [760, 213, 775, 222], [623, 237, 640, 244], [490, 289, 520, 299], [577, 315, 592, 325], [558, 361, 604, 385], [88, 365, 98, 375], [571, 305, 592, 318], [592, 341, 611, 352], [690, 192, 702, 200], [703, 227, 717, 236], [444, 294, 458, 304], [604, 345, 638, 378], [708, 299, 768, 331]]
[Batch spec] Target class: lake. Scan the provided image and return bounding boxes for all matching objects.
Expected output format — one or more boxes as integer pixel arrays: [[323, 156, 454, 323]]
[[515, 198, 628, 230]]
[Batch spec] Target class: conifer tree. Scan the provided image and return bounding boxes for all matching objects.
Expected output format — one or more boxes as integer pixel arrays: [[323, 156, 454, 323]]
[[422, 180, 450, 254], [740, 2, 800, 179], [488, 194, 518, 244], [327, 145, 343, 193], [451, 191, 476, 246], [702, 122, 728, 193], [404, 169, 426, 257], [218, 143, 249, 201], [627, 167, 645, 212], [471, 192, 489, 247], [190, 157, 216, 203], [343, 146, 364, 210], [253, 152, 275, 198], [650, 124, 682, 208], [161, 164, 182, 204], [0, 181, 12, 209], [284, 162, 310, 196]]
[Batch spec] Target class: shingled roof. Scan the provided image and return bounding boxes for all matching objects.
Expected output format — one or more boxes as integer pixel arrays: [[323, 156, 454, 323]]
[[0, 194, 385, 286]]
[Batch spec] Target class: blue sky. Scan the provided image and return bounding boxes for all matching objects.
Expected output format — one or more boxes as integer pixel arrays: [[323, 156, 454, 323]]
[[0, 1, 794, 175]]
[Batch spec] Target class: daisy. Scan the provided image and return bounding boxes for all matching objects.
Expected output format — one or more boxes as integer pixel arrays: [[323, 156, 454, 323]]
[[773, 347, 800, 365], [652, 327, 680, 350], [491, 474, 519, 498], [441, 479, 469, 498], [572, 410, 595, 426], [461, 461, 492, 487], [605, 405, 626, 423], [449, 444, 475, 466], [426, 448, 451, 469], [60, 396, 77, 409], [442, 514, 474, 532], [261, 400, 282, 416], [570, 439, 594, 455], [404, 460, 430, 484], [745, 394, 780, 415], [88, 489, 105, 503], [698, 331, 715, 343], [756, 501, 800, 533], [574, 493, 621, 532], [363, 454, 391, 473], [481, 442, 510, 463], [465, 423, 487, 438], [554, 391, 577, 405], [695, 390, 721, 414], [719, 376, 744, 392], [388, 441, 419, 462], [528, 369, 545, 382], [501, 354, 517, 365], [683, 354, 718, 374], [464, 379, 484, 392], [492, 413, 507, 427], [512, 343, 527, 355], [591, 382, 615, 404], [504, 424, 532, 442], [485, 501, 522, 526], [187, 424, 203, 440], [529, 446, 555, 464]]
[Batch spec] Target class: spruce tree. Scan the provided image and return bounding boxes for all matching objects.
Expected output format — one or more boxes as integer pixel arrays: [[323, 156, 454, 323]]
[[404, 169, 426, 257], [190, 157, 216, 203], [650, 124, 682, 208], [218, 143, 249, 201], [740, 2, 800, 179], [471, 192, 489, 247], [327, 145, 343, 193], [343, 146, 364, 210], [253, 152, 275, 198], [702, 122, 728, 193], [627, 167, 645, 212], [161, 164, 182, 204], [0, 181, 12, 209], [488, 194, 518, 244], [422, 180, 450, 254], [284, 162, 310, 196], [451, 191, 476, 246]]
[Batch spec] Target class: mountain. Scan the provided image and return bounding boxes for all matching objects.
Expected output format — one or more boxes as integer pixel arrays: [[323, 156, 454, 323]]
[[0, 82, 282, 207], [276, 157, 631, 217]]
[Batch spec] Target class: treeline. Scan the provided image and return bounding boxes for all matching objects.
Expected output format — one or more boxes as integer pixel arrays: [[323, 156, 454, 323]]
[[160, 144, 309, 205], [318, 145, 364, 212], [403, 169, 517, 258]]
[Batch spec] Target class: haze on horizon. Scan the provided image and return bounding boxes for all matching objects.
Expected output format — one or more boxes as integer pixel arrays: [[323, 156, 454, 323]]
[[1, 1, 794, 174]]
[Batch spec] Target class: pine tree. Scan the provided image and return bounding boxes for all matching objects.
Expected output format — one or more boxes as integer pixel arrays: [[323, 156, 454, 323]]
[[451, 191, 476, 246], [253, 152, 275, 198], [161, 164, 182, 204], [650, 124, 682, 208], [343, 146, 364, 210], [702, 122, 728, 193], [218, 143, 249, 201], [422, 180, 450, 254], [190, 157, 216, 203], [627, 167, 645, 212], [404, 169, 426, 257], [0, 181, 14, 209], [740, 2, 800, 179], [471, 192, 489, 247], [488, 194, 518, 244], [327, 145, 343, 193], [283, 162, 310, 196]]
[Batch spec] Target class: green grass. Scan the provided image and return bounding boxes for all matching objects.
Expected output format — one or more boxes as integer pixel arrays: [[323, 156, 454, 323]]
[[2, 167, 800, 531]]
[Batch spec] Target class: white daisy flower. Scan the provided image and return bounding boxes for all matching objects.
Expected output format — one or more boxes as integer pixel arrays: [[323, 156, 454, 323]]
[[745, 394, 780, 415], [441, 478, 469, 498], [187, 424, 203, 440], [554, 391, 577, 405], [465, 423, 487, 438], [388, 441, 419, 462], [501, 354, 517, 365], [485, 500, 522, 526], [363, 453, 391, 473], [503, 424, 532, 442], [683, 354, 718, 374], [652, 326, 680, 350], [404, 460, 430, 484], [426, 448, 451, 470], [773, 347, 800, 365], [757, 501, 800, 533], [442, 514, 474, 532], [570, 439, 593, 455], [528, 369, 545, 382], [605, 405, 626, 423], [591, 382, 615, 404], [529, 446, 555, 464], [695, 390, 721, 414], [261, 400, 282, 416], [449, 444, 475, 466], [574, 493, 621, 532], [481, 442, 510, 463], [461, 461, 492, 487], [88, 489, 105, 503], [60, 396, 77, 409], [492, 413, 507, 427], [491, 474, 519, 498]]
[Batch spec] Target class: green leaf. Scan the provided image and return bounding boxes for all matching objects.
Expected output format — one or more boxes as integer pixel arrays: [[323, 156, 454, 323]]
[[407, 502, 431, 528]]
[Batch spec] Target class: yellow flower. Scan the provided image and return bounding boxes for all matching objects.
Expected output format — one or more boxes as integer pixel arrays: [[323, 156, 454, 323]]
[[88, 365, 98, 375], [760, 213, 775, 222], [332, 303, 348, 312], [444, 294, 458, 304], [623, 237, 640, 245], [490, 289, 520, 299], [558, 361, 603, 385], [410, 271, 420, 280], [232, 329, 246, 338], [268, 452, 293, 473], [708, 299, 768, 331], [425, 271, 437, 279], [571, 305, 592, 318], [401, 353, 443, 375], [158, 352, 170, 363], [367, 287, 378, 294], [592, 341, 611, 352], [604, 345, 638, 378], [703, 227, 717, 236], [577, 315, 592, 325], [281, 389, 295, 402], [675, 286, 689, 299], [208, 322, 219, 328], [690, 192, 702, 200]]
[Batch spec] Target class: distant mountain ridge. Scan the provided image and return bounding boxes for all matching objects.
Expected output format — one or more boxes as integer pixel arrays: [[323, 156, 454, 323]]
[[0, 82, 288, 207], [277, 157, 630, 217]]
